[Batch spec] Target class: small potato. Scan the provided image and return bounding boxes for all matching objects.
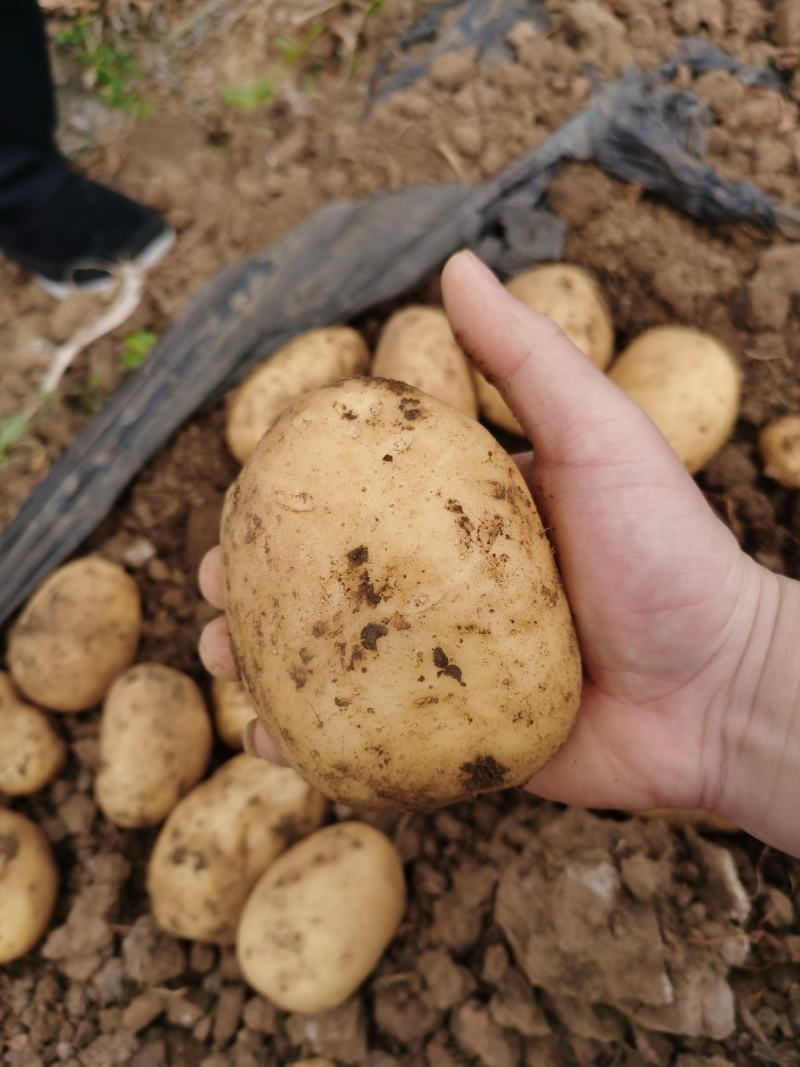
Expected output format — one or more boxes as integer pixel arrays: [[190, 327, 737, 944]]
[[473, 263, 614, 436], [226, 327, 370, 463], [758, 414, 800, 489], [96, 664, 212, 828], [372, 306, 477, 417], [472, 373, 525, 437], [8, 557, 141, 712], [223, 378, 581, 811], [609, 326, 740, 474], [237, 822, 405, 1012], [640, 809, 737, 832], [0, 673, 66, 796], [0, 809, 58, 963], [211, 678, 257, 749], [506, 263, 614, 369], [148, 754, 327, 943]]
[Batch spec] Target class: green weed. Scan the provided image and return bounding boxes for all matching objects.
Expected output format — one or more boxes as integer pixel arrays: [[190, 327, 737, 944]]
[[221, 78, 274, 111], [121, 330, 157, 370], [0, 413, 29, 467], [73, 373, 103, 416], [55, 19, 151, 115]]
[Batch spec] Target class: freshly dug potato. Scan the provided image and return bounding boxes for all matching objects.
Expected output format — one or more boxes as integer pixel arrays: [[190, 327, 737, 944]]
[[506, 263, 614, 369], [640, 809, 737, 832], [472, 373, 524, 437], [237, 822, 405, 1012], [148, 754, 327, 943], [96, 664, 212, 828], [226, 327, 370, 463], [222, 378, 581, 810], [211, 678, 256, 749], [609, 326, 740, 474], [0, 673, 66, 796], [0, 809, 58, 963], [8, 557, 141, 712], [372, 306, 477, 417], [758, 414, 800, 489], [473, 263, 614, 436]]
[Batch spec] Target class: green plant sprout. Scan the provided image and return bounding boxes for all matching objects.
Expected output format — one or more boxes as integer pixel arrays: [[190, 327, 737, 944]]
[[55, 19, 151, 115], [121, 330, 157, 369], [0, 413, 30, 467], [221, 78, 274, 111], [73, 373, 103, 416]]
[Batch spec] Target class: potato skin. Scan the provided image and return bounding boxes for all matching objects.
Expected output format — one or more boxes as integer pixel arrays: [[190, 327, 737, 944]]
[[472, 372, 525, 437], [758, 414, 800, 489], [0, 809, 58, 963], [222, 378, 581, 810], [506, 263, 614, 369], [372, 306, 477, 418], [96, 664, 212, 828], [237, 822, 405, 1012], [610, 326, 740, 474], [8, 557, 141, 712], [211, 678, 256, 749], [226, 327, 370, 463], [148, 754, 327, 943], [0, 673, 66, 795]]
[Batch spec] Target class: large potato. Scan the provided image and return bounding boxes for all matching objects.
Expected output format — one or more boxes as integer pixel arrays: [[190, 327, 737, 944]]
[[211, 678, 256, 749], [506, 263, 614, 369], [96, 664, 212, 828], [0, 809, 58, 963], [474, 262, 614, 437], [372, 306, 477, 417], [8, 557, 141, 712], [237, 822, 405, 1012], [222, 378, 581, 810], [758, 414, 800, 489], [226, 327, 370, 463], [148, 754, 327, 943], [0, 673, 66, 796], [609, 326, 740, 474]]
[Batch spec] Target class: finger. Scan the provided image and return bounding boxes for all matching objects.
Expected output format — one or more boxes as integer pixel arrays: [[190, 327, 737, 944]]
[[442, 250, 663, 470], [243, 719, 287, 765], [198, 546, 225, 610], [198, 614, 238, 679]]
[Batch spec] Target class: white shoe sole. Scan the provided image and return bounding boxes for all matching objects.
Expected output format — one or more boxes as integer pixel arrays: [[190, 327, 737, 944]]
[[35, 227, 176, 300]]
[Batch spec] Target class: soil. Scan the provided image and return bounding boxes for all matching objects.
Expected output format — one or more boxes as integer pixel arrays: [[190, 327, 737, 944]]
[[2, 1, 800, 1065]]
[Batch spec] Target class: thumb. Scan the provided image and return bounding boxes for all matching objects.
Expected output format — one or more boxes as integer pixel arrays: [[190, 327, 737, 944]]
[[441, 250, 661, 470]]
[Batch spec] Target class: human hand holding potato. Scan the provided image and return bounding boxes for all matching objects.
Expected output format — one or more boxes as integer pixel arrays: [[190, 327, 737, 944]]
[[201, 252, 800, 856]]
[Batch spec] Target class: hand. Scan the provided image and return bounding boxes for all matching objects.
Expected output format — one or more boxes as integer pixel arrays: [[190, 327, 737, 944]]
[[200, 251, 800, 854]]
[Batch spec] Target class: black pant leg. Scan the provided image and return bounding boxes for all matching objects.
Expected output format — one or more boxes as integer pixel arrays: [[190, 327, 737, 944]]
[[0, 0, 58, 150]]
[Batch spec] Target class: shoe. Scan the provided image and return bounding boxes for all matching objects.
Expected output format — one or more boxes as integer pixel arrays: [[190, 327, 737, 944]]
[[0, 161, 174, 298]]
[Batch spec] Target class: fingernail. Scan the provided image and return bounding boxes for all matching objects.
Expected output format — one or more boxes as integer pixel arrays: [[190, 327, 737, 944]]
[[242, 718, 259, 757]]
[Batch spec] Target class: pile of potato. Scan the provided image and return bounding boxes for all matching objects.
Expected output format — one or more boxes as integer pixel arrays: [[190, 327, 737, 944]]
[[6, 254, 794, 1014]]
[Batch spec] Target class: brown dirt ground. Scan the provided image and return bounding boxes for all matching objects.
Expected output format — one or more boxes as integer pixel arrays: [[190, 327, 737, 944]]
[[2, 1, 800, 1065]]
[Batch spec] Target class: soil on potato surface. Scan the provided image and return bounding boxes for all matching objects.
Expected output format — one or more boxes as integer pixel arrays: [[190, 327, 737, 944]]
[[2, 1, 800, 1065]]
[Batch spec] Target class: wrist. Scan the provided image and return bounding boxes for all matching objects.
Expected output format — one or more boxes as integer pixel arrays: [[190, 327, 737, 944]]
[[710, 559, 800, 856]]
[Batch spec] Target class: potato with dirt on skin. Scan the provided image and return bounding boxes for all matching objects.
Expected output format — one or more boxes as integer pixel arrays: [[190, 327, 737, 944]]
[[7, 556, 141, 713], [96, 664, 212, 828], [237, 822, 405, 1012], [372, 306, 477, 417], [0, 809, 58, 963], [148, 754, 328, 943], [222, 377, 581, 811], [225, 327, 370, 463], [609, 325, 740, 474], [0, 673, 66, 796], [211, 677, 256, 749], [474, 262, 615, 436], [758, 414, 800, 489]]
